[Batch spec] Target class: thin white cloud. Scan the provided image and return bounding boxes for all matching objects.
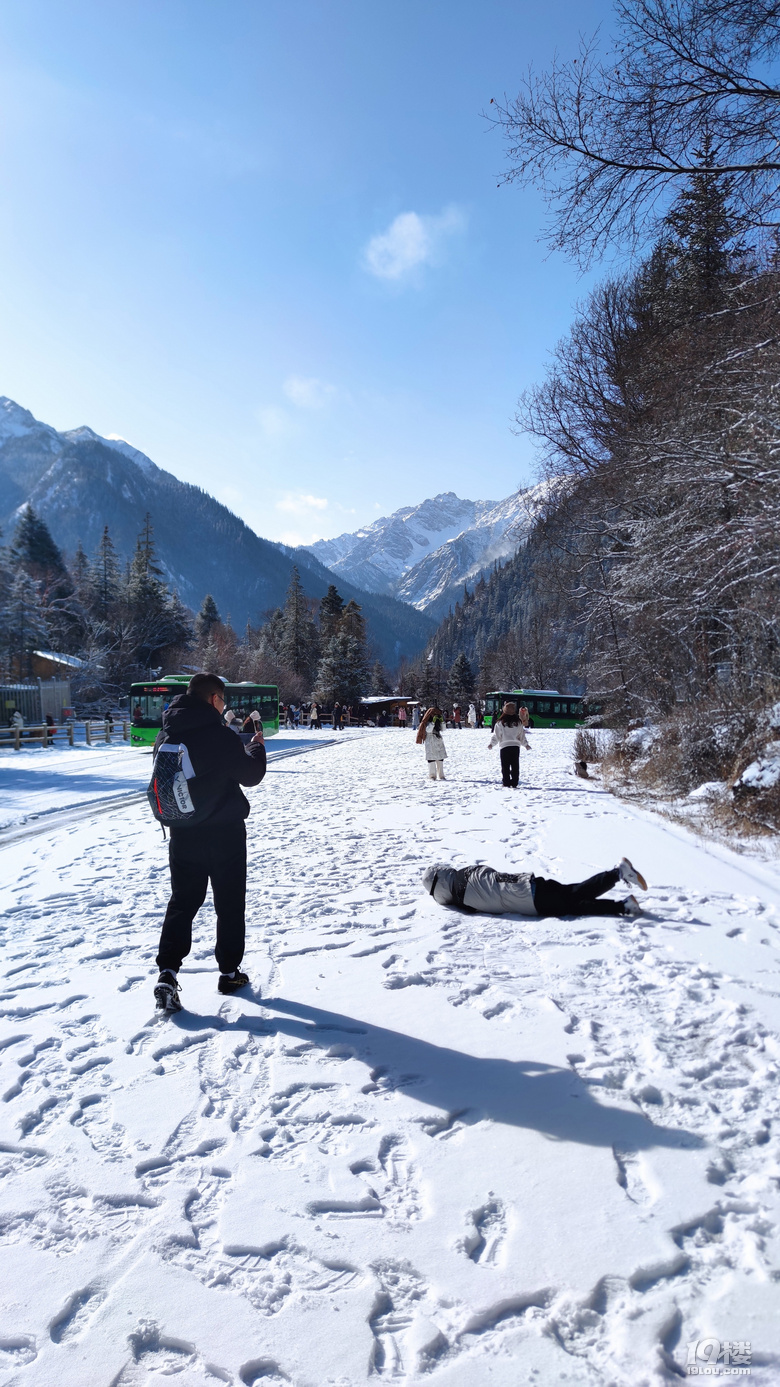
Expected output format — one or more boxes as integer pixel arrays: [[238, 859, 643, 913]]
[[363, 205, 465, 281], [283, 375, 336, 410], [278, 529, 327, 547], [258, 406, 295, 439], [276, 492, 329, 515]]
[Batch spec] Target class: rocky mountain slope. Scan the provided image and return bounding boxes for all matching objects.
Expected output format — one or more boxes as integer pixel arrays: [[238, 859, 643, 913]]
[[0, 397, 434, 666], [306, 486, 546, 620]]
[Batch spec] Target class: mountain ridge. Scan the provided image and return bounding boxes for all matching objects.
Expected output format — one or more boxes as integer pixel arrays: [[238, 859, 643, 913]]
[[0, 397, 434, 667], [304, 483, 547, 620]]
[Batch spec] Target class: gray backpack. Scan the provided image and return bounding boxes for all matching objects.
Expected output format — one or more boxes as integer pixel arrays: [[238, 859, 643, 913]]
[[147, 741, 198, 827]]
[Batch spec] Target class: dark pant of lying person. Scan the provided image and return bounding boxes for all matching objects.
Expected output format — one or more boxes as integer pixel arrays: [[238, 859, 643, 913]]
[[422, 859, 647, 918]]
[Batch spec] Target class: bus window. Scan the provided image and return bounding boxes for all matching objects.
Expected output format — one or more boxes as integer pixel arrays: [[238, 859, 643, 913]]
[[538, 700, 551, 714], [133, 693, 166, 723], [553, 702, 562, 715]]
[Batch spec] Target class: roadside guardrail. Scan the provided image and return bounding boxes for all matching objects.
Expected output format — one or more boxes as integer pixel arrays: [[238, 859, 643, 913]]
[[0, 720, 131, 750]]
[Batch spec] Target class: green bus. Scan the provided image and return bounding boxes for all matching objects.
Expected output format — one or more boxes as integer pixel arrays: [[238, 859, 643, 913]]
[[130, 676, 279, 748], [485, 688, 586, 729]]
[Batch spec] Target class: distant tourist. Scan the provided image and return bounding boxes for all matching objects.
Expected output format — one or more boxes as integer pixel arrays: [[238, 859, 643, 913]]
[[416, 706, 447, 781], [467, 703, 477, 729], [332, 703, 342, 730], [488, 701, 530, 788], [397, 703, 408, 729]]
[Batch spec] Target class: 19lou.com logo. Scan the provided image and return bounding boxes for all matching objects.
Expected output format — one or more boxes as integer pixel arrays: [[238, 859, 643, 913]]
[[687, 1340, 752, 1375]]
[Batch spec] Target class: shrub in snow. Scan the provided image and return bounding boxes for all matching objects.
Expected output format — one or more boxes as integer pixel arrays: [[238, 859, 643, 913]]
[[734, 743, 780, 792], [625, 726, 658, 756]]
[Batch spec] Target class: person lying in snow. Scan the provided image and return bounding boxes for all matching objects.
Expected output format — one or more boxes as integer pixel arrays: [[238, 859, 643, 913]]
[[422, 858, 647, 917]]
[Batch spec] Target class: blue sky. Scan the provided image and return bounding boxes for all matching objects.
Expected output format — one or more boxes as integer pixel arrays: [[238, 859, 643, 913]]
[[0, 0, 617, 546]]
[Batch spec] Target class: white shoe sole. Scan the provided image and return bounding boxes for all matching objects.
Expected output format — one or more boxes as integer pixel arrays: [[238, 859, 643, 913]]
[[620, 857, 647, 891]]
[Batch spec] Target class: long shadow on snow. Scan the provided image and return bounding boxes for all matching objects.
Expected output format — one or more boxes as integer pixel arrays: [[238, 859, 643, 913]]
[[0, 766, 144, 798], [169, 996, 702, 1154]]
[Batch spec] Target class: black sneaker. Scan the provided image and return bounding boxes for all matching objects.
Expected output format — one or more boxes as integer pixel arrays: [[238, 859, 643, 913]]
[[217, 969, 250, 995], [154, 969, 182, 1012]]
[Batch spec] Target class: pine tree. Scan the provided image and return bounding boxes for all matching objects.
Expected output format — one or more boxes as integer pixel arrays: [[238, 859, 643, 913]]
[[447, 652, 475, 709], [340, 598, 366, 645], [314, 632, 369, 707], [370, 659, 392, 695], [319, 584, 344, 643], [134, 512, 165, 579], [664, 150, 744, 316], [279, 567, 318, 682], [72, 542, 91, 592], [195, 593, 221, 641], [260, 608, 287, 661], [3, 571, 50, 680], [12, 505, 71, 601], [125, 516, 177, 672], [167, 591, 194, 652], [12, 505, 67, 578], [89, 526, 121, 618]]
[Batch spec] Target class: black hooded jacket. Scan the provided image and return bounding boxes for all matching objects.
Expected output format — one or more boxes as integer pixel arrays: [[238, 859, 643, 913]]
[[155, 693, 267, 829]]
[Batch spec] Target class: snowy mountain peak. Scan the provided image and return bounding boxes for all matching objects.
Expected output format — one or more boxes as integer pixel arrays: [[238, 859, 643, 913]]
[[305, 483, 546, 618], [62, 425, 160, 477], [0, 396, 53, 442], [0, 400, 161, 478], [307, 491, 496, 597]]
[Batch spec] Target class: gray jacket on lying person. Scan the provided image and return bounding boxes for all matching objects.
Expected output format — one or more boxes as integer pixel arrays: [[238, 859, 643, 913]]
[[421, 858, 647, 918]]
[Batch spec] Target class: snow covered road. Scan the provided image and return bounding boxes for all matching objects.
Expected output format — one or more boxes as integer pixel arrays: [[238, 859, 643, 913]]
[[0, 729, 779, 1384]]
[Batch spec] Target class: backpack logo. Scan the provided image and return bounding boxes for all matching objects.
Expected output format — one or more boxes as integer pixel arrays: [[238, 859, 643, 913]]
[[147, 742, 197, 826]]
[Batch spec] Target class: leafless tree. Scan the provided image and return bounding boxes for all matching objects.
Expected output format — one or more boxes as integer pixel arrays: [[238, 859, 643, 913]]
[[491, 0, 780, 262]]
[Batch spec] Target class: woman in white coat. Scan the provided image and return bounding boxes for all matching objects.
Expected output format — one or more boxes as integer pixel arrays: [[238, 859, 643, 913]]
[[488, 701, 530, 787], [416, 706, 448, 780]]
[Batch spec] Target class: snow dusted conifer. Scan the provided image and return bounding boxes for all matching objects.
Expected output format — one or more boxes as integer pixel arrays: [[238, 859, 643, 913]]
[[370, 659, 392, 695], [319, 584, 344, 643], [279, 567, 318, 682], [315, 632, 369, 707], [89, 526, 121, 618], [4, 570, 49, 681], [195, 594, 221, 642], [447, 652, 475, 709]]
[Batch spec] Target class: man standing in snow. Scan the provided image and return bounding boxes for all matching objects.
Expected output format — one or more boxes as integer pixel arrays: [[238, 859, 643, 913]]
[[153, 673, 267, 1012]]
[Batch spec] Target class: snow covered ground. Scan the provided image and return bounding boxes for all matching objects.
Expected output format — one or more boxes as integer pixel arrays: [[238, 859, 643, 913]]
[[1, 729, 779, 1385]]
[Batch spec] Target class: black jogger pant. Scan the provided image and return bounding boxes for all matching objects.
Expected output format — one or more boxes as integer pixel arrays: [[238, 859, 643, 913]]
[[157, 821, 247, 974], [500, 745, 520, 787], [532, 867, 624, 918]]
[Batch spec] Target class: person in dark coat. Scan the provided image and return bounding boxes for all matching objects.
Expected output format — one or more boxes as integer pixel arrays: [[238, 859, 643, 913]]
[[153, 673, 267, 1012]]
